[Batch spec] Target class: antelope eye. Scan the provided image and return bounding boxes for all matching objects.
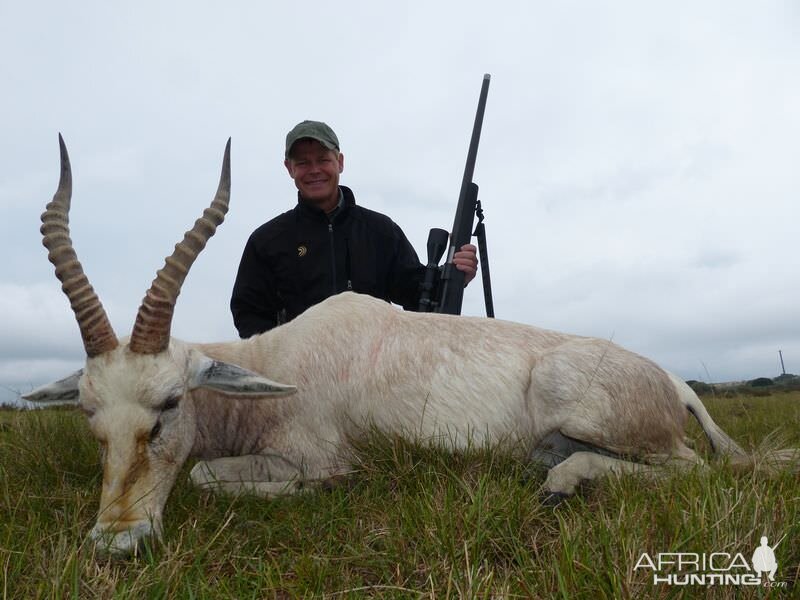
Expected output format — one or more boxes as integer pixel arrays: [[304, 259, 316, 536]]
[[162, 396, 180, 411], [150, 421, 162, 441]]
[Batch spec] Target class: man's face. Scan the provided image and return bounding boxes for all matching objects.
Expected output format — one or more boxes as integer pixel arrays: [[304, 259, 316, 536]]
[[284, 139, 344, 211]]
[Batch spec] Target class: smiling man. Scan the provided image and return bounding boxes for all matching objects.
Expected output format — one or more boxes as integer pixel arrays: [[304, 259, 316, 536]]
[[230, 120, 478, 338]]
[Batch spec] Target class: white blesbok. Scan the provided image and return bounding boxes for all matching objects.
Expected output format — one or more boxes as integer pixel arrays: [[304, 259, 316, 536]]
[[25, 136, 797, 557]]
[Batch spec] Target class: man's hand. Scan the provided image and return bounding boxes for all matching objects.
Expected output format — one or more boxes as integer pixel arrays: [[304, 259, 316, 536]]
[[453, 244, 478, 286]]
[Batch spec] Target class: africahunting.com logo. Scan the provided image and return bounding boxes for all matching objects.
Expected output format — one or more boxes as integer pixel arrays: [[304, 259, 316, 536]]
[[634, 535, 787, 588]]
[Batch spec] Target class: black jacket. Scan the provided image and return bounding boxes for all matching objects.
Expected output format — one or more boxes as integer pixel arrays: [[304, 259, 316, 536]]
[[231, 186, 425, 337]]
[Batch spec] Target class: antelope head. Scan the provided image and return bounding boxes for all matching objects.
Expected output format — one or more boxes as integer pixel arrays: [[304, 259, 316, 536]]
[[24, 136, 295, 556]]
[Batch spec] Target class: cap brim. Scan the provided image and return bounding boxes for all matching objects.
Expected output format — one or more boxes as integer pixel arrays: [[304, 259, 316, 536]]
[[286, 136, 338, 158]]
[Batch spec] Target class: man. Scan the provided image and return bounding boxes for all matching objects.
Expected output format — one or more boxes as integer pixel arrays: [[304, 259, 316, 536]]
[[230, 120, 478, 338]]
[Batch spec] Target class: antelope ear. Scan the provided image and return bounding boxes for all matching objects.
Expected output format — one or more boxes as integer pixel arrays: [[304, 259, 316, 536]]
[[21, 369, 83, 404], [189, 358, 296, 397]]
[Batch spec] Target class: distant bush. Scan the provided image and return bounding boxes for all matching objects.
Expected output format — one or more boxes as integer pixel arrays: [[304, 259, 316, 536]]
[[686, 380, 713, 395], [685, 375, 800, 397], [775, 373, 799, 384], [775, 373, 793, 380], [777, 380, 800, 393]]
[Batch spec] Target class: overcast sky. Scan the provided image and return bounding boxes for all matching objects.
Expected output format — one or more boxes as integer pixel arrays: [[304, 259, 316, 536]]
[[2, 1, 799, 405]]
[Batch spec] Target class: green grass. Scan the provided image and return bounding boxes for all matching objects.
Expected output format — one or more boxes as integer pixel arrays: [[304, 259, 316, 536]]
[[1, 393, 798, 598]]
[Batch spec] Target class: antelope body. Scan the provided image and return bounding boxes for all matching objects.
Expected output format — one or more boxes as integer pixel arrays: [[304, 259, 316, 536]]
[[25, 137, 797, 557]]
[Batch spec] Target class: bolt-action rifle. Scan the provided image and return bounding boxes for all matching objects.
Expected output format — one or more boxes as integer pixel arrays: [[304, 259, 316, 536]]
[[418, 74, 494, 317]]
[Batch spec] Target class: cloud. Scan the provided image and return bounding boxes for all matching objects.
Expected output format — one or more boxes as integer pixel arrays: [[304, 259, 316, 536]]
[[0, 284, 84, 361]]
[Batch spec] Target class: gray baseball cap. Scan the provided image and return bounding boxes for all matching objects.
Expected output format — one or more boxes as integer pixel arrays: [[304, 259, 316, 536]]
[[285, 120, 340, 158]]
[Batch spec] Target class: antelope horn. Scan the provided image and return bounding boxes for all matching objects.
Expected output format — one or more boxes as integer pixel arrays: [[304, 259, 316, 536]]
[[129, 138, 231, 355], [41, 134, 119, 358]]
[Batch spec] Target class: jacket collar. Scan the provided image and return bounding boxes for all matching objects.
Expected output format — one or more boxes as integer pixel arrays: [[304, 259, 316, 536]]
[[295, 186, 357, 221]]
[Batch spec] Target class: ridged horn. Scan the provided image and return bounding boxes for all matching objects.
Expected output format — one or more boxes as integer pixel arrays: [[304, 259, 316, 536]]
[[129, 138, 231, 355], [41, 134, 119, 358]]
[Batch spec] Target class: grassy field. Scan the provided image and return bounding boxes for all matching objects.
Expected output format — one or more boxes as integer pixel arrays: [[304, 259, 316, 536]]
[[1, 392, 798, 599]]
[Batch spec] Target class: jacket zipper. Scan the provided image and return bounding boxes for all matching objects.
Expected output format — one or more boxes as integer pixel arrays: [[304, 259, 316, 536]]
[[345, 238, 352, 290], [328, 222, 337, 294]]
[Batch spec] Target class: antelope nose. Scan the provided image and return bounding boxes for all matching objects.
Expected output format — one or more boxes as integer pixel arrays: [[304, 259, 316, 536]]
[[89, 521, 154, 557]]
